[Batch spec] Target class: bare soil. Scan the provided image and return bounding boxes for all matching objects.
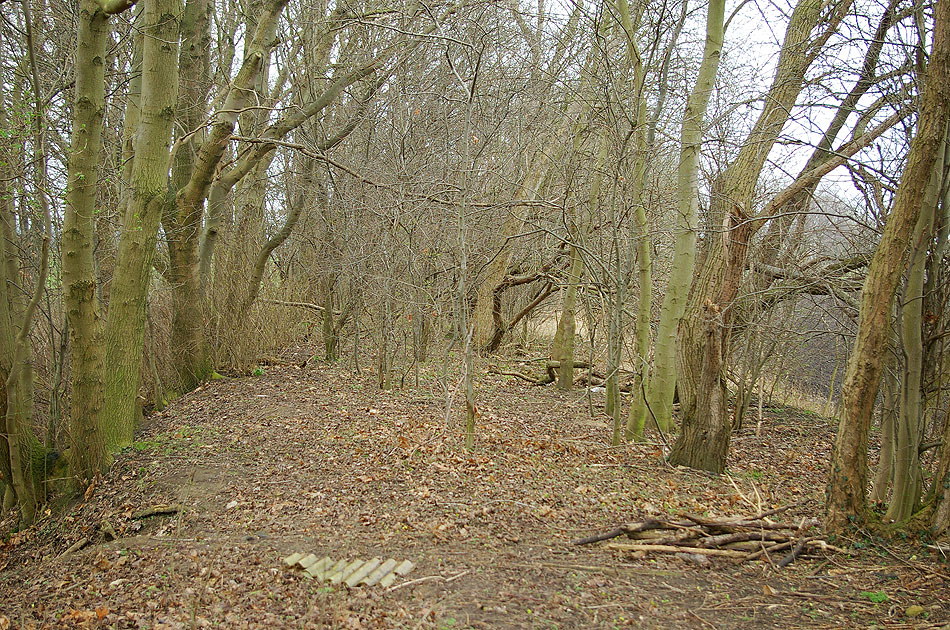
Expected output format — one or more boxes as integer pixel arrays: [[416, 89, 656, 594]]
[[1, 346, 948, 629]]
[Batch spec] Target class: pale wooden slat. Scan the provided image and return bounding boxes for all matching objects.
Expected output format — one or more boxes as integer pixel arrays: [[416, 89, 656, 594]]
[[345, 557, 382, 587], [298, 554, 320, 569], [330, 559, 365, 584], [305, 557, 332, 580], [282, 553, 304, 566], [361, 558, 398, 587], [323, 558, 348, 582], [378, 560, 414, 587]]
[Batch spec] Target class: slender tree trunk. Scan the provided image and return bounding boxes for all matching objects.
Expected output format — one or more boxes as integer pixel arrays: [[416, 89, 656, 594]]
[[3, 1, 53, 523], [870, 342, 898, 504], [618, 0, 651, 442], [885, 128, 945, 522], [554, 244, 584, 391], [645, 0, 725, 433], [826, 0, 950, 532]]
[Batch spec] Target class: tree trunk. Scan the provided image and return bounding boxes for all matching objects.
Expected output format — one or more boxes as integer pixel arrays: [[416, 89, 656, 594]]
[[826, 0, 949, 533], [101, 0, 182, 451], [885, 126, 945, 522], [165, 0, 212, 391], [870, 345, 898, 504], [3, 3, 53, 523], [554, 244, 584, 391], [645, 0, 725, 432], [668, 302, 731, 472], [63, 0, 112, 480], [674, 0, 848, 473]]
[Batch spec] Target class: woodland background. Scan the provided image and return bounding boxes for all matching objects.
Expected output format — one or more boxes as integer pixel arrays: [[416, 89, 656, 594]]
[[0, 0, 949, 541]]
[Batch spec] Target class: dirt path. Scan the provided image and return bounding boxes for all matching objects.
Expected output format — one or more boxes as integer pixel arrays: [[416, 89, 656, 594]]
[[2, 349, 948, 628]]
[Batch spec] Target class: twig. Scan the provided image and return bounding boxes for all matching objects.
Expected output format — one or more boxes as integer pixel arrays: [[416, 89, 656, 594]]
[[607, 543, 749, 558], [60, 537, 89, 556], [385, 569, 469, 592]]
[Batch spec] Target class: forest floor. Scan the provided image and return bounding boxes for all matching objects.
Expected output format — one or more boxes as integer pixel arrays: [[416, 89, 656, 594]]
[[1, 344, 949, 629]]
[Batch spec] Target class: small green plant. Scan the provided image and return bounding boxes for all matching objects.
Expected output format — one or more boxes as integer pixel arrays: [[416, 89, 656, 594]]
[[253, 367, 264, 376], [861, 591, 888, 603]]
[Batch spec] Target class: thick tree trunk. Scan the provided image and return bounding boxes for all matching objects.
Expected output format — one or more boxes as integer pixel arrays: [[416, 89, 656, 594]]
[[165, 0, 212, 392], [668, 302, 731, 472], [63, 0, 111, 480], [826, 0, 949, 533], [674, 0, 847, 473], [101, 0, 182, 451]]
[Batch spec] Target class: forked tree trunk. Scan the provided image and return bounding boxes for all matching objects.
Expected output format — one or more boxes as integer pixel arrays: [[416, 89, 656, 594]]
[[826, 0, 949, 532], [672, 0, 849, 472]]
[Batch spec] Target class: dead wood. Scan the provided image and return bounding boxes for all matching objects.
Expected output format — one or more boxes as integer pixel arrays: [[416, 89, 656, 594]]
[[575, 510, 833, 566], [490, 361, 591, 386], [131, 504, 183, 519], [60, 537, 90, 556], [606, 543, 749, 558]]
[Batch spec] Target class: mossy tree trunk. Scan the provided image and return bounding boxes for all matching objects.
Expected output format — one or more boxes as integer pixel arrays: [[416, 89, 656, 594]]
[[885, 126, 945, 522], [165, 0, 212, 392], [62, 0, 122, 481], [101, 0, 183, 452]]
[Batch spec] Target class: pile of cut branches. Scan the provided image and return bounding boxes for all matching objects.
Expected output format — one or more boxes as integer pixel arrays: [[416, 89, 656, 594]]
[[573, 508, 841, 567]]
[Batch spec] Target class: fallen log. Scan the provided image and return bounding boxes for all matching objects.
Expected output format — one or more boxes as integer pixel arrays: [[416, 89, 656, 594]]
[[488, 361, 591, 386]]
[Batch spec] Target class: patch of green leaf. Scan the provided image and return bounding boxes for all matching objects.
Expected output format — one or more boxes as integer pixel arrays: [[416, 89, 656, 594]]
[[861, 591, 888, 603]]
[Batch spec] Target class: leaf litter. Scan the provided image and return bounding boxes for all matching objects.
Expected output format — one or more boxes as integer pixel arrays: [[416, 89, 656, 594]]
[[0, 344, 948, 628]]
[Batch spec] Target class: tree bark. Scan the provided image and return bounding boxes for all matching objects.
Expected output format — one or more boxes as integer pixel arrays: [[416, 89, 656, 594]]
[[645, 0, 725, 433], [63, 0, 111, 480], [101, 0, 183, 451], [826, 0, 950, 533]]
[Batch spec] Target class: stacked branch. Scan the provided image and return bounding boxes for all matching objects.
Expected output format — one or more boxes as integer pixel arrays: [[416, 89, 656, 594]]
[[573, 511, 838, 566]]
